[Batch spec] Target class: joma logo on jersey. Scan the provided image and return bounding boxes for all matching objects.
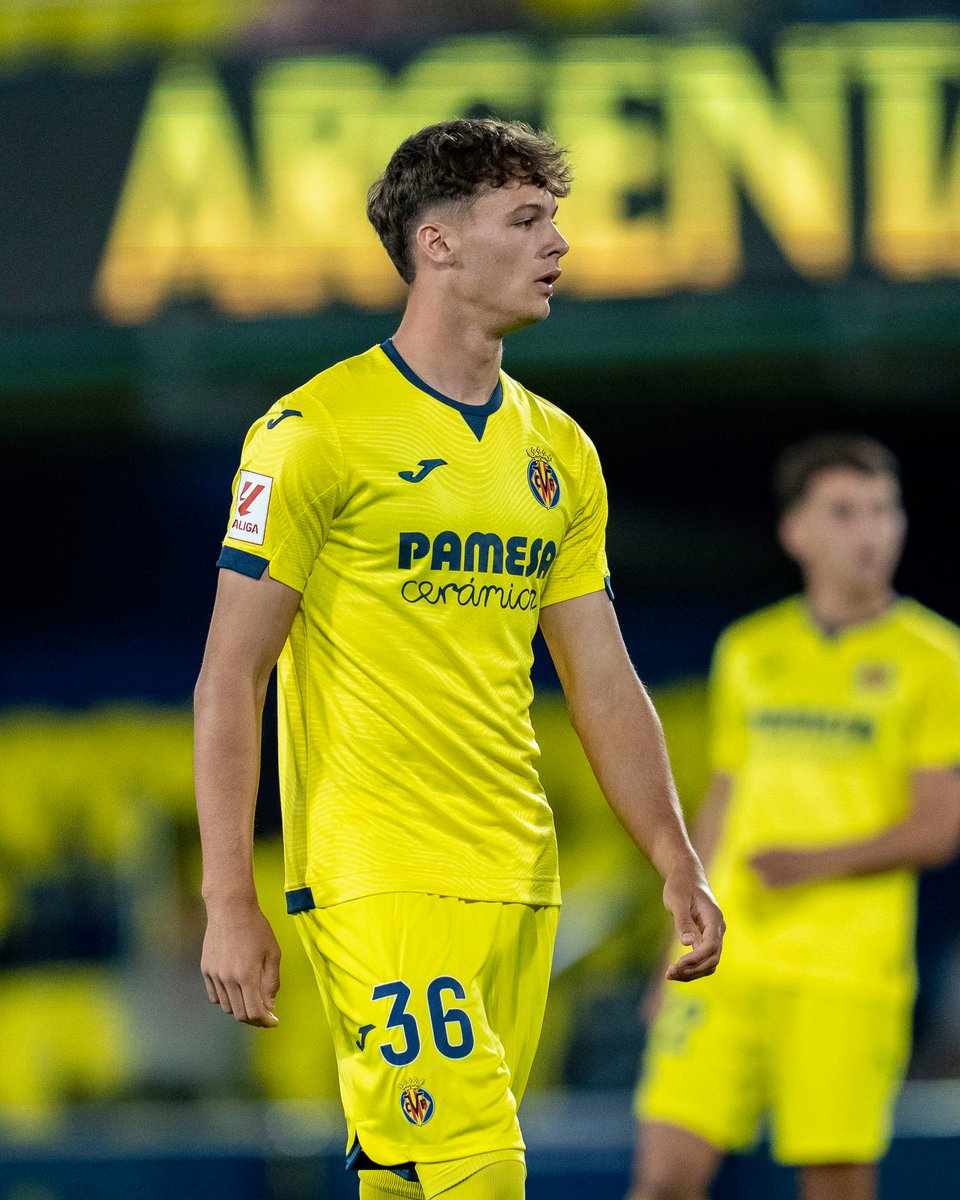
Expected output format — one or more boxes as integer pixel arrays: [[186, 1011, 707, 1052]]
[[398, 531, 557, 577]]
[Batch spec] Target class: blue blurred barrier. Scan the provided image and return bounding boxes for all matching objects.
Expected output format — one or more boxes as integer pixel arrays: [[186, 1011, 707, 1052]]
[[3, 1088, 960, 1199], [0, 1151, 271, 1200]]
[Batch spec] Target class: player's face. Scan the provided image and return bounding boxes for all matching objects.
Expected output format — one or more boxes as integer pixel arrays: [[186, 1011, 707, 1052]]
[[780, 468, 906, 596], [447, 181, 569, 335]]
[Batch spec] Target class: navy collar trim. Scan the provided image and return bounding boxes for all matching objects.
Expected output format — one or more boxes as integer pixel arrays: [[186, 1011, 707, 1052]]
[[379, 339, 502, 441]]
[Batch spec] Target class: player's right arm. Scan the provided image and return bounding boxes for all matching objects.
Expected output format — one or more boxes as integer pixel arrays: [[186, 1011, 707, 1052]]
[[194, 567, 302, 1028]]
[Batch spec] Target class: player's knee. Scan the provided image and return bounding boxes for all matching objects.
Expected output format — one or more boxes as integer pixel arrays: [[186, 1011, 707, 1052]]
[[633, 1184, 708, 1200], [631, 1174, 710, 1200], [632, 1122, 717, 1200]]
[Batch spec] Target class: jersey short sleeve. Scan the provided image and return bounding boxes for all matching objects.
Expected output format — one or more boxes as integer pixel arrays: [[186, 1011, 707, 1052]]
[[219, 394, 345, 592], [539, 430, 610, 608], [708, 627, 748, 775], [904, 649, 960, 769]]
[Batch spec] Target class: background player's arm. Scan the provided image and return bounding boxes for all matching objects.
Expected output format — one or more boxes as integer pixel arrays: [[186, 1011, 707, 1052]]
[[688, 772, 733, 871], [751, 767, 960, 887], [194, 567, 302, 1027], [539, 590, 724, 982]]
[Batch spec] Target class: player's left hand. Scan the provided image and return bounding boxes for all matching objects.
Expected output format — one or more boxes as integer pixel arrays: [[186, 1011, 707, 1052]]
[[662, 869, 725, 982], [750, 847, 825, 888]]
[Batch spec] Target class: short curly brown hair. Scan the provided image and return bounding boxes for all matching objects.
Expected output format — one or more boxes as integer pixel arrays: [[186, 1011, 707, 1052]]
[[367, 118, 573, 284]]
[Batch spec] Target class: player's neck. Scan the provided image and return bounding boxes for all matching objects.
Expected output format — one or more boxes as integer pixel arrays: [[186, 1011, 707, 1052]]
[[803, 581, 897, 635], [392, 295, 503, 407]]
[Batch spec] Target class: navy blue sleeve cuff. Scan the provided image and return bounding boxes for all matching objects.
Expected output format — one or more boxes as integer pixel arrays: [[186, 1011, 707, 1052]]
[[217, 546, 270, 579]]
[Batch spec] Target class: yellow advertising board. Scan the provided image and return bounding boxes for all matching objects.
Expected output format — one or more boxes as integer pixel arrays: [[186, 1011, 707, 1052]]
[[93, 24, 960, 324]]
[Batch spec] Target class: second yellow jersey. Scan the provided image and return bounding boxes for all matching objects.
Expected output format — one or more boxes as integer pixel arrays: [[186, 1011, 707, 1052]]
[[708, 596, 960, 998], [219, 341, 610, 912]]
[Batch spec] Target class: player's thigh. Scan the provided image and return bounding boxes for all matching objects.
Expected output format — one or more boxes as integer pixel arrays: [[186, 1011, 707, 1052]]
[[295, 895, 554, 1167], [634, 973, 767, 1157], [770, 986, 910, 1166], [479, 900, 558, 1107]]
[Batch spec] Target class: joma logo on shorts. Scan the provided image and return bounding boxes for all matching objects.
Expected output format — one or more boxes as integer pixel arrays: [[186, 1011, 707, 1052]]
[[398, 531, 557, 577]]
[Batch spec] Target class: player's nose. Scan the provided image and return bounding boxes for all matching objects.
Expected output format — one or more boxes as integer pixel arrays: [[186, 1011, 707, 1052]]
[[547, 223, 569, 259]]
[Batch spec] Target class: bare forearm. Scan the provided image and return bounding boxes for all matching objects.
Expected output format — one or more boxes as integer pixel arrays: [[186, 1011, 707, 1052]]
[[194, 666, 267, 904], [820, 769, 960, 876], [752, 780, 960, 888], [539, 592, 723, 979], [566, 670, 700, 880], [193, 569, 299, 1027], [806, 820, 953, 879]]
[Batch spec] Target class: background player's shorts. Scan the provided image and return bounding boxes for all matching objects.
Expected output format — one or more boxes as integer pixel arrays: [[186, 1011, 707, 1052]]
[[634, 968, 911, 1164], [294, 894, 559, 1176]]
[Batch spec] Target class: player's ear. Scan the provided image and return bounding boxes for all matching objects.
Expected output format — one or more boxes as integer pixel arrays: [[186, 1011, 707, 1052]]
[[414, 220, 457, 270], [778, 509, 805, 565]]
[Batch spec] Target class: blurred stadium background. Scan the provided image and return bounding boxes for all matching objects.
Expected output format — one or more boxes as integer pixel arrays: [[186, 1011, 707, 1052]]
[[2, 0, 960, 1195]]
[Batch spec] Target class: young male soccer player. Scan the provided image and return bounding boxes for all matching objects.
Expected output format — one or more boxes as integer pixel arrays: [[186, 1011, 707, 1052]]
[[631, 434, 960, 1200], [194, 118, 723, 1200]]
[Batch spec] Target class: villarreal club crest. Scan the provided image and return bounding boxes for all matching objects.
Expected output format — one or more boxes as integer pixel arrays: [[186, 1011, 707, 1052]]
[[526, 447, 560, 509], [400, 1078, 435, 1126]]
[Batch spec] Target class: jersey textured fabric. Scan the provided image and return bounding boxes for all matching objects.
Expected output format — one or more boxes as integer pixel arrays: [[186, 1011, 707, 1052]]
[[707, 595, 960, 998], [218, 342, 609, 909]]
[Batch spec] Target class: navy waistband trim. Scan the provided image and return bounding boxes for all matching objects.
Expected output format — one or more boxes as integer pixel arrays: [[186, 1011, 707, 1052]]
[[346, 1136, 418, 1181], [285, 886, 316, 914]]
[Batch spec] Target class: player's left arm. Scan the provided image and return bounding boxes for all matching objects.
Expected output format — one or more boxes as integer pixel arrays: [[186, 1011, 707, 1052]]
[[539, 589, 724, 982], [751, 767, 960, 887]]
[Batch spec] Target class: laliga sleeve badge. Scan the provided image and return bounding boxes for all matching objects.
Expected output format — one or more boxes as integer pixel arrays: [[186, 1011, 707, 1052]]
[[399, 1078, 435, 1126], [229, 470, 273, 545]]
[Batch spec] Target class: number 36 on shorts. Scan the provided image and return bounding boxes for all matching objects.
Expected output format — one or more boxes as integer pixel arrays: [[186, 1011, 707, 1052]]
[[371, 976, 476, 1065]]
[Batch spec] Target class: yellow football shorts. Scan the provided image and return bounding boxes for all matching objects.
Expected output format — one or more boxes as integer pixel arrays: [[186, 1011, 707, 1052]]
[[635, 968, 911, 1164], [294, 893, 559, 1177]]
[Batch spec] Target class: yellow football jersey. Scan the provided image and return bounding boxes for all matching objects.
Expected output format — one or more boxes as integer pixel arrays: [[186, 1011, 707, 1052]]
[[707, 596, 960, 997], [219, 341, 610, 911]]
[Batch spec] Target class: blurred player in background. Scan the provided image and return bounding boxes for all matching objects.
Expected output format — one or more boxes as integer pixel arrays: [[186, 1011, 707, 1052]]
[[194, 118, 723, 1200], [630, 433, 960, 1200]]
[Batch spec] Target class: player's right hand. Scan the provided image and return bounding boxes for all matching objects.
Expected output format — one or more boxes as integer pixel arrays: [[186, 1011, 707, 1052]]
[[201, 899, 281, 1028]]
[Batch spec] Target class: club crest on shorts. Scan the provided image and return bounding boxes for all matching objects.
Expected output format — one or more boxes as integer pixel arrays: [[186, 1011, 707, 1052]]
[[399, 1078, 435, 1126], [526, 447, 560, 509]]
